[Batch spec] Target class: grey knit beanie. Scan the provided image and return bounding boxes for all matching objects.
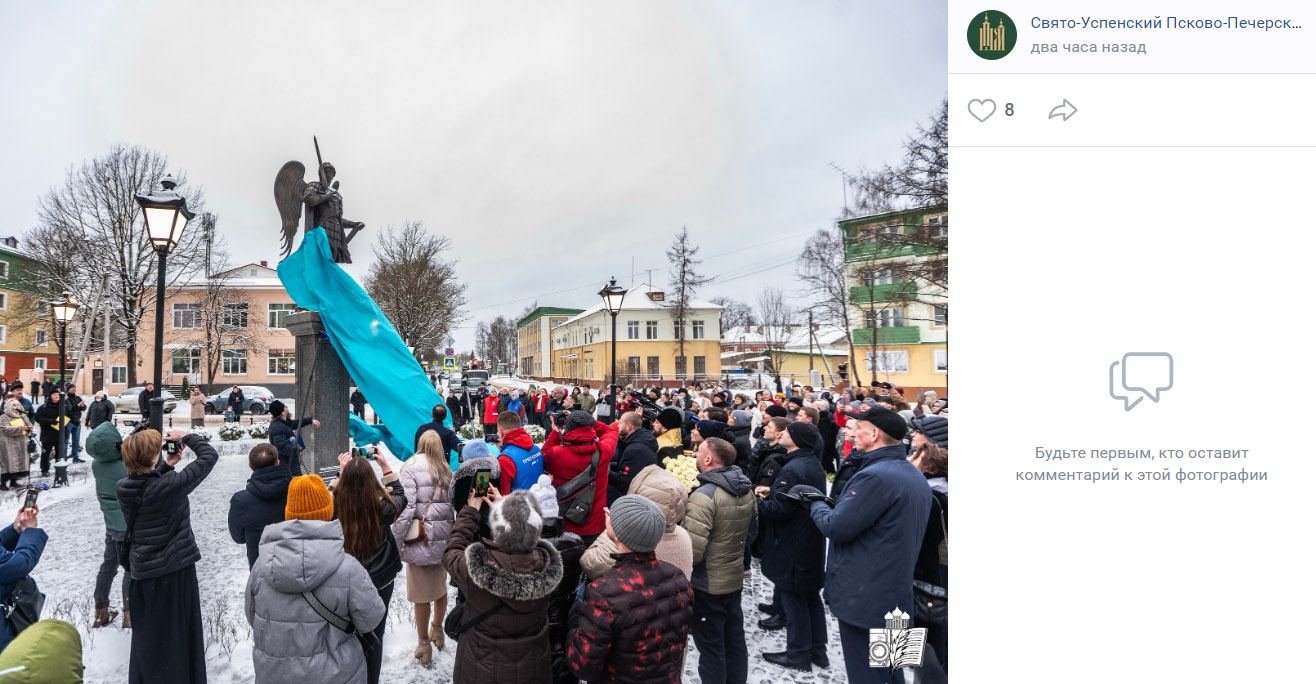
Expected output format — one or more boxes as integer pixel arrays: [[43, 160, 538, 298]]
[[608, 495, 664, 553], [489, 490, 543, 553]]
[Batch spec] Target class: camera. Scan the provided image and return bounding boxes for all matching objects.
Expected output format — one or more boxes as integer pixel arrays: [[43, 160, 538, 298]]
[[353, 445, 378, 459], [549, 410, 571, 427], [164, 440, 180, 456]]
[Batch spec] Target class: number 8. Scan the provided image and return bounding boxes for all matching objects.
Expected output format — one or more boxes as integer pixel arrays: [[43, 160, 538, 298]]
[[1005, 103, 1014, 116]]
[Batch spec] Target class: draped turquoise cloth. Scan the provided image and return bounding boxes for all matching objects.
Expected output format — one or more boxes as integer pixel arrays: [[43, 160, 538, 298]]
[[279, 228, 441, 460]]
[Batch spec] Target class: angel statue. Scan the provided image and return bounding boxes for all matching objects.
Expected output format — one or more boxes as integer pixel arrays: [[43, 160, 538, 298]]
[[274, 140, 365, 263]]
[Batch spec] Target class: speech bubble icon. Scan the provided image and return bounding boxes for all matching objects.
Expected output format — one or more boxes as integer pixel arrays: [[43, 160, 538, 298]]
[[1108, 361, 1142, 411], [1121, 352, 1174, 404]]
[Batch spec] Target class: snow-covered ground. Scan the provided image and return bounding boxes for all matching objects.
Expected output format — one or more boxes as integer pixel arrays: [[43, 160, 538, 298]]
[[11, 426, 853, 683]]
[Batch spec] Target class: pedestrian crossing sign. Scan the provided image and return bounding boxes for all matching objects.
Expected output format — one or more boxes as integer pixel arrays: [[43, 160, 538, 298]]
[[443, 356, 456, 369]]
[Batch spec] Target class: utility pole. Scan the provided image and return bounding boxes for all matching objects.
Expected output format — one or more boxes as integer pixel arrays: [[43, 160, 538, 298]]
[[807, 310, 815, 371]]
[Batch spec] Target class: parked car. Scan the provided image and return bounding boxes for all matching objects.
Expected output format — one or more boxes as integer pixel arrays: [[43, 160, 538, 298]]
[[203, 385, 277, 415], [112, 387, 178, 414]]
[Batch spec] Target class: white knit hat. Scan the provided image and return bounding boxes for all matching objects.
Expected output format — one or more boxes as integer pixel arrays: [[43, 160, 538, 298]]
[[530, 474, 559, 519]]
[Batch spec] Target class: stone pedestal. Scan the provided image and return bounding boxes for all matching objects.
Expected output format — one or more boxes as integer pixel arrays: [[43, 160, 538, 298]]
[[286, 311, 350, 476]]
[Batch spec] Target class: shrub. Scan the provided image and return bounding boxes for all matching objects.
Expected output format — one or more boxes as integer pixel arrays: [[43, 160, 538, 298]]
[[187, 428, 212, 442], [217, 423, 247, 441], [247, 421, 271, 439], [524, 424, 547, 444]]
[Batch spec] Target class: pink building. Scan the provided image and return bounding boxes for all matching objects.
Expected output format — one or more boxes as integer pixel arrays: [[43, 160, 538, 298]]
[[105, 263, 300, 397]]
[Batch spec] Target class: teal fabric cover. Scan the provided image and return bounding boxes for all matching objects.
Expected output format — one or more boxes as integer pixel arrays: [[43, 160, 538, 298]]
[[279, 228, 441, 461]]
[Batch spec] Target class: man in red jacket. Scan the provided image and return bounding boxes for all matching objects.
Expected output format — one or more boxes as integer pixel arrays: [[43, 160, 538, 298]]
[[542, 410, 618, 545], [482, 391, 500, 440]]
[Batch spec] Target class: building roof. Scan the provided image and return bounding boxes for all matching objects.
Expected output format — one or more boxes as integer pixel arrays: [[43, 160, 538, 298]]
[[562, 283, 721, 325], [517, 306, 585, 330], [721, 325, 848, 348], [181, 263, 285, 289], [837, 204, 947, 229]]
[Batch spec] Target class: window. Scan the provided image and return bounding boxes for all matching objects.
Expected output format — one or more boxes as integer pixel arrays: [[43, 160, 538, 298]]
[[929, 260, 948, 284], [861, 267, 899, 287], [268, 349, 295, 375], [933, 305, 948, 327], [222, 349, 247, 375], [0, 292, 6, 310], [0, 325, 5, 343], [645, 321, 658, 340], [694, 356, 706, 376], [222, 303, 248, 329], [673, 321, 682, 338], [172, 303, 202, 329], [0, 261, 7, 278], [647, 356, 660, 376], [934, 349, 948, 373], [37, 302, 48, 315], [111, 366, 127, 384], [878, 222, 901, 235], [674, 356, 687, 377], [927, 214, 947, 238], [865, 308, 906, 328], [627, 321, 639, 340], [171, 348, 201, 374], [692, 320, 704, 340], [268, 303, 297, 329], [627, 356, 641, 375], [34, 328, 47, 346], [32, 358, 46, 370], [866, 351, 909, 373]]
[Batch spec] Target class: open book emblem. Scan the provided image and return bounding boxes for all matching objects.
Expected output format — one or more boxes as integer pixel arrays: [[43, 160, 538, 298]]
[[869, 608, 927, 670]]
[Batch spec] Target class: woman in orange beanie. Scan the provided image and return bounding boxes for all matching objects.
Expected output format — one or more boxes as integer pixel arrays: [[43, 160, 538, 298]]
[[245, 474, 385, 683]]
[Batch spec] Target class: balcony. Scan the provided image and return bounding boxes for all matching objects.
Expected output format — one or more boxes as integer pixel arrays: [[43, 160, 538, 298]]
[[852, 327, 920, 345], [844, 241, 941, 263], [850, 283, 918, 303]]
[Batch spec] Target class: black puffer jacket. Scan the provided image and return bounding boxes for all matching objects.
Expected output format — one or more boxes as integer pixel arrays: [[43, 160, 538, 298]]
[[606, 428, 659, 506], [725, 423, 753, 473], [567, 552, 693, 684], [269, 416, 314, 471], [33, 403, 61, 445], [84, 397, 114, 429], [115, 434, 219, 580], [227, 463, 292, 568], [543, 519, 585, 684]]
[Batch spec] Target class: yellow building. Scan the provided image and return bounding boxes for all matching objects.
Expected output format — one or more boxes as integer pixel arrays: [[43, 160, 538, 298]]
[[517, 307, 583, 378], [541, 283, 722, 387], [841, 206, 947, 396]]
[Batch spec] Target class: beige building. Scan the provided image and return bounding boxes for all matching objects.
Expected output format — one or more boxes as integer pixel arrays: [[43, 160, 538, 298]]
[[536, 283, 722, 387], [517, 307, 583, 378], [106, 262, 300, 396]]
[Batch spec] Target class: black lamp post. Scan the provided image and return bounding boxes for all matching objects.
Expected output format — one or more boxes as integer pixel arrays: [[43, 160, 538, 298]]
[[598, 278, 627, 416], [136, 174, 194, 432], [50, 294, 79, 463]]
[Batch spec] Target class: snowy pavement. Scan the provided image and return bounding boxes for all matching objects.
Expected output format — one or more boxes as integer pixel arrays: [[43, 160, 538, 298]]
[[9, 428, 853, 683]]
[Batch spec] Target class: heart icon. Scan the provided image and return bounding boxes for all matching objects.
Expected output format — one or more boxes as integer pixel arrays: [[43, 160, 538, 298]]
[[968, 98, 996, 122]]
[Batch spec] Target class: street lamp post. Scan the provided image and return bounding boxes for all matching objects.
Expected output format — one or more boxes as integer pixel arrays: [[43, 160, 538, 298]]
[[598, 278, 627, 416], [50, 294, 79, 463], [136, 174, 194, 433]]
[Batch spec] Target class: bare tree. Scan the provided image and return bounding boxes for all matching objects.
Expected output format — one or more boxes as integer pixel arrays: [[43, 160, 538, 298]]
[[665, 226, 711, 380], [473, 316, 517, 370], [364, 221, 467, 359], [756, 288, 797, 392], [797, 227, 859, 385], [708, 296, 755, 337], [28, 145, 210, 387]]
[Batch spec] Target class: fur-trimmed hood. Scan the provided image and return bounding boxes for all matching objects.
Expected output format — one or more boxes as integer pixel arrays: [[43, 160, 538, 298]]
[[465, 538, 563, 602]]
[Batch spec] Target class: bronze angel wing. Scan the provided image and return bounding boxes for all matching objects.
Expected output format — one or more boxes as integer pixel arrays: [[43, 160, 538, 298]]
[[273, 161, 308, 256]]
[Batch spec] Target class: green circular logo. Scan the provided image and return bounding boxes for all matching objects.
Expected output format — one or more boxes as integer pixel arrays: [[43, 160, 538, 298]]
[[967, 10, 1016, 60]]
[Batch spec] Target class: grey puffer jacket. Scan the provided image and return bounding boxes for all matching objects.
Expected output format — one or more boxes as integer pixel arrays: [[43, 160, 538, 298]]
[[245, 519, 386, 684], [115, 433, 218, 580], [390, 452, 455, 566]]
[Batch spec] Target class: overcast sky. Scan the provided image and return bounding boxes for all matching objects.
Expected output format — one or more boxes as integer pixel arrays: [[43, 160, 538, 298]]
[[0, 0, 946, 351]]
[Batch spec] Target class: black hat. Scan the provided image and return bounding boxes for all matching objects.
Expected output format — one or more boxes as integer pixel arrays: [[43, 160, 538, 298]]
[[563, 410, 596, 433], [911, 416, 949, 448], [695, 420, 728, 441], [845, 406, 908, 440], [875, 395, 895, 406], [657, 408, 684, 431], [764, 404, 788, 418], [785, 421, 820, 450], [785, 396, 805, 407], [268, 400, 286, 418]]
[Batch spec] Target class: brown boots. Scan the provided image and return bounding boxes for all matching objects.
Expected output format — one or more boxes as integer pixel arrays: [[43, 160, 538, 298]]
[[431, 594, 447, 650], [414, 639, 433, 666], [121, 610, 131, 629]]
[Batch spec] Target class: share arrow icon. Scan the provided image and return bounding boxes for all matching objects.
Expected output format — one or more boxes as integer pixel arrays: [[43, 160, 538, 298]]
[[1048, 99, 1078, 121]]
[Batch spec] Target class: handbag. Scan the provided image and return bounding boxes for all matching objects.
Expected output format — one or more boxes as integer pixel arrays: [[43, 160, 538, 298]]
[[404, 493, 437, 544], [910, 496, 947, 626], [555, 448, 600, 526], [1, 576, 45, 635], [443, 598, 503, 641], [302, 589, 382, 656]]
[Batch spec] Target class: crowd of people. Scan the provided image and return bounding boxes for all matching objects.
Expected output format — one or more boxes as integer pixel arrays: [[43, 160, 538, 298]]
[[0, 374, 948, 684]]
